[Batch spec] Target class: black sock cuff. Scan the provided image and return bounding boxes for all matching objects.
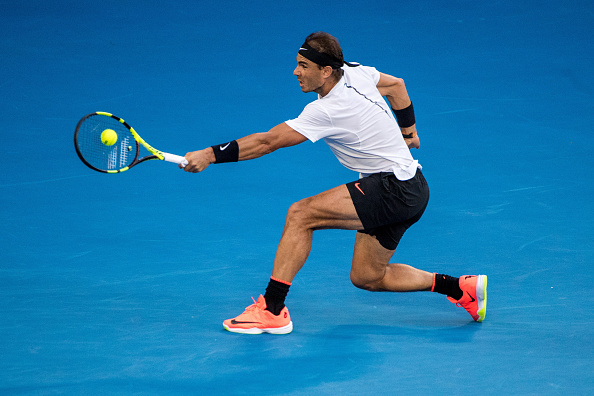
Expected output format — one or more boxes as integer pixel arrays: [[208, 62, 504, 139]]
[[433, 273, 463, 300], [264, 277, 291, 315]]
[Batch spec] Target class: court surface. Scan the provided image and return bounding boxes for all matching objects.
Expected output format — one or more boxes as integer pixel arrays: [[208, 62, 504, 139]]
[[1, 0, 592, 394]]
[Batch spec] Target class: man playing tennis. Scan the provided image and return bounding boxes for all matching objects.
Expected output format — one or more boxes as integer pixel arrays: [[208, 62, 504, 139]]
[[183, 32, 487, 334]]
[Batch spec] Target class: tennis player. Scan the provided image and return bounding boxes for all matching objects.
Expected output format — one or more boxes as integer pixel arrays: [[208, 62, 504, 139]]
[[183, 32, 487, 334]]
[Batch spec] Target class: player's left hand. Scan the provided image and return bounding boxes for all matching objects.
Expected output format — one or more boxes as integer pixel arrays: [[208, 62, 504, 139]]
[[181, 148, 213, 173]]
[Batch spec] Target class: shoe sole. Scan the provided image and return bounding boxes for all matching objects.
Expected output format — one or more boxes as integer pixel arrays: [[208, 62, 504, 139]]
[[476, 275, 487, 322], [223, 321, 293, 335]]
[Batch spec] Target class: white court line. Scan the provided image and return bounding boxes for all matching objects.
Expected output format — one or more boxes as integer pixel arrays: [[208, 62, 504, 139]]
[[504, 185, 547, 192], [0, 174, 92, 188], [517, 235, 551, 252]]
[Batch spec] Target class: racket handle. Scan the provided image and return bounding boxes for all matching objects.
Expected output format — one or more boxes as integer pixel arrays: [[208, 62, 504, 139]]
[[162, 152, 188, 167]]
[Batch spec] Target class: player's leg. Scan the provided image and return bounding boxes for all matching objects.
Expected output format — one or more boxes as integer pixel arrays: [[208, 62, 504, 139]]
[[346, 170, 487, 321], [271, 184, 363, 282], [223, 183, 362, 334], [349, 231, 433, 292], [349, 232, 487, 322]]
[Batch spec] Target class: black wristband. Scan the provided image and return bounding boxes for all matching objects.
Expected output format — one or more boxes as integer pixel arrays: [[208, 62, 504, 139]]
[[211, 140, 239, 163], [393, 102, 416, 128]]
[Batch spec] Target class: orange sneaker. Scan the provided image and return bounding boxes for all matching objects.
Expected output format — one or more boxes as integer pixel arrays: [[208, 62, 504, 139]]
[[447, 275, 487, 322], [223, 295, 293, 334]]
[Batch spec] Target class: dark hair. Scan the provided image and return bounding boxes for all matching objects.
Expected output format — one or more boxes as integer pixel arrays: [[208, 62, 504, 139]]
[[304, 32, 344, 79]]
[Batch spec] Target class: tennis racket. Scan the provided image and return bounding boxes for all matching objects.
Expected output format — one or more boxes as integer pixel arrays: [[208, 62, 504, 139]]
[[74, 112, 188, 173]]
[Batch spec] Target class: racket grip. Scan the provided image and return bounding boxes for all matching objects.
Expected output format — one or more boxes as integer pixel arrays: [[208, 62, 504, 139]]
[[162, 152, 188, 167]]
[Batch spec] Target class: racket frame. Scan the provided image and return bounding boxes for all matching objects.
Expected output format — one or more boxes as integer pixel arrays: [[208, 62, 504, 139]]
[[74, 111, 187, 173]]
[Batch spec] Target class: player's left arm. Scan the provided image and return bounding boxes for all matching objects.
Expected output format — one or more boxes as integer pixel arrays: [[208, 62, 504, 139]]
[[182, 122, 307, 173], [236, 122, 307, 160], [377, 72, 420, 149]]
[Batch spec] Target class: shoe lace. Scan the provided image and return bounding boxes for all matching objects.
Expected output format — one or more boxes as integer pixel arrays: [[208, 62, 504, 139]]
[[244, 296, 260, 312]]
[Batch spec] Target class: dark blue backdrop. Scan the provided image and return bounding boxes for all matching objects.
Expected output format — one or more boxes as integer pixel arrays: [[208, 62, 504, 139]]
[[1, 0, 592, 394]]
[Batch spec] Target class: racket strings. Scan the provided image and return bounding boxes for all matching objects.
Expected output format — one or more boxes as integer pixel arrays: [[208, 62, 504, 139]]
[[77, 116, 137, 171]]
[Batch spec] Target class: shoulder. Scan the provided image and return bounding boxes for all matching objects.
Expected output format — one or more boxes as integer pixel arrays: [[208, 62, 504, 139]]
[[294, 100, 331, 123], [285, 99, 333, 143], [343, 63, 380, 84], [377, 72, 404, 88]]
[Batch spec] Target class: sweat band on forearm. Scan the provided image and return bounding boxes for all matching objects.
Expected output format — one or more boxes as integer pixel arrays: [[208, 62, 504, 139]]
[[393, 102, 416, 129], [211, 140, 239, 163]]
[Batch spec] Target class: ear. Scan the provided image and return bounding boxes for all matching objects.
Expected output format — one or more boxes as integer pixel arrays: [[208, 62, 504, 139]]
[[322, 66, 334, 78]]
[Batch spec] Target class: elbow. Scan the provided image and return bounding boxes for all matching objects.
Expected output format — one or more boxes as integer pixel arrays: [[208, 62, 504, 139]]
[[256, 132, 277, 155], [381, 77, 407, 99], [392, 77, 406, 92]]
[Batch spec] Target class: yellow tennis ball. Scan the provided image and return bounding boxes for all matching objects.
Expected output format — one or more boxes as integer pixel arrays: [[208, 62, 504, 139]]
[[101, 129, 118, 146]]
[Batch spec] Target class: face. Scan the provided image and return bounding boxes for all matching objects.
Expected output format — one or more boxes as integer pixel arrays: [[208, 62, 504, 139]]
[[293, 54, 327, 93]]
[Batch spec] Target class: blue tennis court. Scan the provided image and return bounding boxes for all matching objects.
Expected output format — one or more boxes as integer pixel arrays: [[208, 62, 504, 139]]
[[1, 0, 592, 394]]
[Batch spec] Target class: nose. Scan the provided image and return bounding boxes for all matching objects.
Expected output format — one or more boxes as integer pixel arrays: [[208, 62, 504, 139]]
[[293, 66, 300, 76]]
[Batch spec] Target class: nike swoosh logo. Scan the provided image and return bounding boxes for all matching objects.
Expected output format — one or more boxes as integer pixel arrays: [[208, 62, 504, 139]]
[[231, 319, 260, 325], [466, 292, 476, 303], [355, 183, 365, 195], [220, 143, 231, 150]]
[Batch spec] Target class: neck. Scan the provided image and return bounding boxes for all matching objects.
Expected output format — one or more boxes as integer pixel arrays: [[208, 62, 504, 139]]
[[315, 76, 340, 97]]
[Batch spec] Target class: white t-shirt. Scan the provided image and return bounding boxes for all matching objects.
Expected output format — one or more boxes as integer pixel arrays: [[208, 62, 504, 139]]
[[285, 64, 420, 181]]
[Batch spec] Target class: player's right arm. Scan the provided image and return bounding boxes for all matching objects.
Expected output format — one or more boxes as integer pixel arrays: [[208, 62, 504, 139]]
[[182, 123, 307, 173]]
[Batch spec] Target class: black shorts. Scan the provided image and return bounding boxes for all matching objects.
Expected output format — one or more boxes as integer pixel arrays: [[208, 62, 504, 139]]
[[346, 169, 429, 250]]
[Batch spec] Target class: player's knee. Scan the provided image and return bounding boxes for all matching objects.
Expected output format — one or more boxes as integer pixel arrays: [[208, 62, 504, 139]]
[[350, 273, 367, 290], [350, 271, 383, 291], [285, 199, 314, 229]]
